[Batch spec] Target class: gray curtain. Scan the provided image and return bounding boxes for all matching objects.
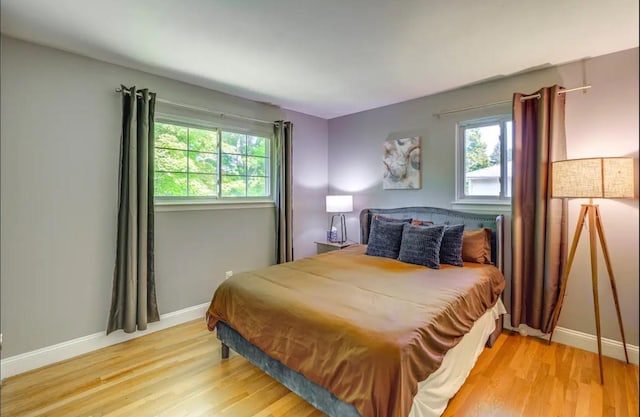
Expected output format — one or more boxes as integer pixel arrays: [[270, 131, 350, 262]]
[[511, 85, 568, 333], [107, 85, 160, 334], [274, 121, 294, 263]]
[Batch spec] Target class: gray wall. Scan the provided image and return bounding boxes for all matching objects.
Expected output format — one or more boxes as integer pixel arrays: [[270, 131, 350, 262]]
[[328, 48, 639, 345], [1, 32, 636, 361], [284, 110, 329, 259], [0, 36, 284, 358]]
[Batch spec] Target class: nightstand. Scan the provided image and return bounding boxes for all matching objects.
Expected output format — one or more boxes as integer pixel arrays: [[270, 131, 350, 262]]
[[314, 241, 354, 254]]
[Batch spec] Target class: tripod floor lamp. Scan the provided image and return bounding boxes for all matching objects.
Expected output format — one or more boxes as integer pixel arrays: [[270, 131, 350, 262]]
[[548, 157, 634, 384], [326, 195, 353, 244]]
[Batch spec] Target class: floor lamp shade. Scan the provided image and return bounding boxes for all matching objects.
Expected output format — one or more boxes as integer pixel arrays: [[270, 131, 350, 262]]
[[551, 157, 634, 198], [326, 195, 353, 243], [548, 156, 634, 384]]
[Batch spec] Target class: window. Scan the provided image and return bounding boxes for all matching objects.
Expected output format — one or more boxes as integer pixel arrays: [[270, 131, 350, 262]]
[[154, 121, 271, 201], [457, 115, 512, 201]]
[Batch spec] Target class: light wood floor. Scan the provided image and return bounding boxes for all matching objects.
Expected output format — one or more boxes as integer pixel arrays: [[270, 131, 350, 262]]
[[1, 319, 638, 417]]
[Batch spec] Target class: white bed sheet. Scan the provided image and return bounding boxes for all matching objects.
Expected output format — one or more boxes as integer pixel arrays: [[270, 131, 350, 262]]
[[409, 299, 507, 417]]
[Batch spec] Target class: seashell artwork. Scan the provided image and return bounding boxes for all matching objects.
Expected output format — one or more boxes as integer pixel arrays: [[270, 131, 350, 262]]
[[383, 136, 421, 189]]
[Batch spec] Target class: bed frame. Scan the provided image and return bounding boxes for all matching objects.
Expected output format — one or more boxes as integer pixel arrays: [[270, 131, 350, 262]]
[[216, 207, 505, 417]]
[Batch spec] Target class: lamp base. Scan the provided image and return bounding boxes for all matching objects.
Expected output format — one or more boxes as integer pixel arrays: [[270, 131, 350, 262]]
[[329, 214, 347, 244], [548, 204, 629, 384]]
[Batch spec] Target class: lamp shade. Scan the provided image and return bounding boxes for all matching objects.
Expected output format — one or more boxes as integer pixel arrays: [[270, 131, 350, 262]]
[[551, 157, 634, 198], [326, 195, 353, 213]]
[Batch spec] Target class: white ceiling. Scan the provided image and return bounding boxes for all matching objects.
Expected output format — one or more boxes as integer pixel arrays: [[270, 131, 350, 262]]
[[1, 0, 638, 119]]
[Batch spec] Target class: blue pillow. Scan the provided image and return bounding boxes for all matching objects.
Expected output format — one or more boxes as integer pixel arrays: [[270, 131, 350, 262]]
[[397, 224, 445, 269], [366, 218, 408, 259], [439, 224, 465, 266]]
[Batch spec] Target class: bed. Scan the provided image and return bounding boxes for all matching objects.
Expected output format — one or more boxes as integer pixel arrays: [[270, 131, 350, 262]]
[[207, 207, 507, 417]]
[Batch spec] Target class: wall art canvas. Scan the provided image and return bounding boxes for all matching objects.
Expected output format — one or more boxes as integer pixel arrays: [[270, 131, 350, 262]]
[[383, 136, 421, 189]]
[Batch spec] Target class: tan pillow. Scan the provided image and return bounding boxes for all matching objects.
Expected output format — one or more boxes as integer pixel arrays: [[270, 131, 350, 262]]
[[462, 228, 492, 264], [410, 219, 434, 226]]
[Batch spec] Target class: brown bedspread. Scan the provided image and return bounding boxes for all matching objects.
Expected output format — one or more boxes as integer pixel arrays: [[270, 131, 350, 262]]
[[206, 245, 505, 417]]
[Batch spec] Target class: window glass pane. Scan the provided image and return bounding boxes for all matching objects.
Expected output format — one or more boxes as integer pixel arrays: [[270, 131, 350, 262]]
[[189, 128, 217, 152], [188, 173, 217, 196], [222, 154, 246, 175], [247, 156, 267, 176], [222, 131, 247, 154], [155, 123, 188, 150], [188, 151, 217, 174], [464, 124, 501, 197], [506, 121, 513, 198], [247, 177, 268, 197], [155, 148, 188, 172], [247, 136, 268, 157], [221, 175, 247, 197], [155, 122, 272, 201], [155, 172, 187, 196]]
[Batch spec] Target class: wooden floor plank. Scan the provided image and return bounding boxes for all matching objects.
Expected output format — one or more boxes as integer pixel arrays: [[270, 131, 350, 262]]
[[1, 321, 637, 417]]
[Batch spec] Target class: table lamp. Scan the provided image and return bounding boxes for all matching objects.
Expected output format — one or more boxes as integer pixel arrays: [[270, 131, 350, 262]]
[[326, 195, 353, 243]]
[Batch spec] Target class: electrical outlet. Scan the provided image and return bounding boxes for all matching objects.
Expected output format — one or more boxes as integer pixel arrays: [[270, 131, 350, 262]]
[[225, 271, 233, 279]]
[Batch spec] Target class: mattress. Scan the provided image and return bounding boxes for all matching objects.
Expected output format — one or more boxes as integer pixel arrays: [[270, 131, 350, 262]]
[[207, 245, 506, 417]]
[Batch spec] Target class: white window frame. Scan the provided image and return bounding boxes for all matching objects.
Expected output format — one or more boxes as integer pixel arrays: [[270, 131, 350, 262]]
[[455, 114, 512, 204], [154, 115, 275, 209]]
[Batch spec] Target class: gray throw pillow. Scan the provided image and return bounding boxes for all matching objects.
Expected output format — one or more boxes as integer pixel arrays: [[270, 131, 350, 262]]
[[397, 224, 445, 269], [439, 224, 465, 266], [366, 218, 408, 259], [372, 214, 413, 223]]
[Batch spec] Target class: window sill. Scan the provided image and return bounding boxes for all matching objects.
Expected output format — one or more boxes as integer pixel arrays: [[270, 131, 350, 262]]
[[451, 200, 512, 214], [155, 200, 275, 212]]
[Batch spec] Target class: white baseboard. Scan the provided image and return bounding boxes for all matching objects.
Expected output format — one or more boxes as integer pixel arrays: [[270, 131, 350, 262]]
[[503, 314, 639, 365], [3, 307, 636, 381], [1, 302, 210, 380]]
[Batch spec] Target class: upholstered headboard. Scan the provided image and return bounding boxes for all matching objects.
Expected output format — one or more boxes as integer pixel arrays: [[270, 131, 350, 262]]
[[359, 207, 504, 272]]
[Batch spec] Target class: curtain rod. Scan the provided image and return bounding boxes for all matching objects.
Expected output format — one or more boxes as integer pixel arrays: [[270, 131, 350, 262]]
[[115, 87, 277, 126], [433, 85, 591, 118]]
